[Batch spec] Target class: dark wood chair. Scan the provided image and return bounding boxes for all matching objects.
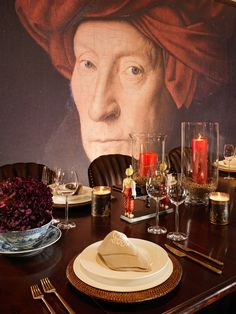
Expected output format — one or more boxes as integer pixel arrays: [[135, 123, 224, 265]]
[[168, 147, 182, 173], [168, 147, 192, 173], [0, 162, 49, 182], [88, 154, 132, 188]]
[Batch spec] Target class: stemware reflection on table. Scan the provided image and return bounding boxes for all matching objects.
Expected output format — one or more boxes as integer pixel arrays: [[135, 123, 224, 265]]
[[146, 168, 167, 234], [223, 144, 235, 180], [167, 173, 188, 241], [56, 168, 79, 230]]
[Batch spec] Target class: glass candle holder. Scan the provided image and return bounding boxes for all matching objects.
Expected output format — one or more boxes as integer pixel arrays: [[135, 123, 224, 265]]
[[181, 122, 219, 206], [91, 186, 111, 217], [129, 133, 167, 195]]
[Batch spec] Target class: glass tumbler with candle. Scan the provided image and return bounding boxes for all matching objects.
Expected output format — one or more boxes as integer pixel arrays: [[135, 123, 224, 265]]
[[181, 122, 219, 206], [91, 186, 111, 217], [209, 192, 230, 225]]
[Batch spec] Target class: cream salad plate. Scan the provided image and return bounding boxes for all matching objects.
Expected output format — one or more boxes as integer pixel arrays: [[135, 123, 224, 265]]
[[53, 186, 92, 207], [218, 159, 236, 173], [67, 231, 182, 303]]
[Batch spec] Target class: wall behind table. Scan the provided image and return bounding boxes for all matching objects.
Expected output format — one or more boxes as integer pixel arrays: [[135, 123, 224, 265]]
[[0, 1, 89, 184], [1, 1, 236, 185]]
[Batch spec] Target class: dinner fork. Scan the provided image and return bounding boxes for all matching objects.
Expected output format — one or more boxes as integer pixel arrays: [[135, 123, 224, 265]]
[[30, 284, 56, 314], [41, 277, 76, 314]]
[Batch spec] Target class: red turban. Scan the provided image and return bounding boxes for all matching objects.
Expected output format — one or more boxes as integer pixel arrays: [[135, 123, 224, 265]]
[[15, 0, 235, 108]]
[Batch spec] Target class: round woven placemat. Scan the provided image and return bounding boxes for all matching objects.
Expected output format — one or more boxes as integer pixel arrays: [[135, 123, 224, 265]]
[[66, 254, 182, 303]]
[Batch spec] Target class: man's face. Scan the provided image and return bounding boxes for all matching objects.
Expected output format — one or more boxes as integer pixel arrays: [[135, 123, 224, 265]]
[[71, 20, 172, 161]]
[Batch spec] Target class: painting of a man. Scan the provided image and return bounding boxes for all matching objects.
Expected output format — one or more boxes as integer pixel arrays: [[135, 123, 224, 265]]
[[1, 1, 235, 184]]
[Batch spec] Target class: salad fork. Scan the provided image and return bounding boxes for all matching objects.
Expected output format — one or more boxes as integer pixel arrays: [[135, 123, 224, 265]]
[[41, 277, 76, 314], [30, 284, 56, 314]]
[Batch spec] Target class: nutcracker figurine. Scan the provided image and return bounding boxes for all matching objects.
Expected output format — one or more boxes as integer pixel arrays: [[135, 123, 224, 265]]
[[122, 165, 136, 218]]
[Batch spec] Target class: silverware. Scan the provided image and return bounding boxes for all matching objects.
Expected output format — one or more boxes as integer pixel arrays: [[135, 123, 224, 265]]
[[173, 242, 224, 266], [30, 284, 56, 314], [112, 185, 122, 192], [41, 277, 76, 314], [165, 244, 222, 275]]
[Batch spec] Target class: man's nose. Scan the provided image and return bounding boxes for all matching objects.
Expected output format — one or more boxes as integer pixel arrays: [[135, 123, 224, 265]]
[[88, 71, 120, 122]]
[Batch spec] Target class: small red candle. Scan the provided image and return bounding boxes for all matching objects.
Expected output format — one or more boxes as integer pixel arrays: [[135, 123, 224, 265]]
[[192, 134, 208, 184], [139, 152, 158, 176]]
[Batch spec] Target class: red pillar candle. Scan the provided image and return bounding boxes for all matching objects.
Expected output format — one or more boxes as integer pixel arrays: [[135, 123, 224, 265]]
[[139, 152, 158, 176], [192, 134, 208, 184]]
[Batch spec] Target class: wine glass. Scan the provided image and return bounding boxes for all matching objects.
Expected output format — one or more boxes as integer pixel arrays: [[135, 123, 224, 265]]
[[146, 168, 167, 234], [41, 166, 60, 224], [223, 144, 235, 180], [57, 168, 79, 229], [167, 173, 188, 241]]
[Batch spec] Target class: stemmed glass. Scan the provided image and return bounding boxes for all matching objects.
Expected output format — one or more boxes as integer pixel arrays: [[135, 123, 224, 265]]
[[57, 168, 79, 230], [146, 167, 167, 234], [41, 166, 60, 224], [223, 144, 235, 180], [167, 173, 188, 241]]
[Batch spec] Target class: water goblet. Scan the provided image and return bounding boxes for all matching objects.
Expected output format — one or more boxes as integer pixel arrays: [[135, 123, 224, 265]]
[[146, 169, 167, 234], [41, 166, 60, 224], [41, 165, 51, 185], [167, 173, 187, 241], [57, 168, 79, 229], [223, 144, 235, 180]]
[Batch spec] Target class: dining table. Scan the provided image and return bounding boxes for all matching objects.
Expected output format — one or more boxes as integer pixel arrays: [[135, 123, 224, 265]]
[[0, 175, 236, 314]]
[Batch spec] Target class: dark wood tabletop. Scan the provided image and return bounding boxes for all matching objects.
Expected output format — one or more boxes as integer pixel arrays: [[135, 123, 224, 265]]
[[1, 177, 236, 314]]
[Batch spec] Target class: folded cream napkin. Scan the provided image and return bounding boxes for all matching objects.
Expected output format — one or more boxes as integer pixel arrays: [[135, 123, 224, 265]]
[[97, 230, 151, 272]]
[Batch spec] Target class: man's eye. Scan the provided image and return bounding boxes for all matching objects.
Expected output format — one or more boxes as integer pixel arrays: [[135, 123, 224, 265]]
[[129, 66, 142, 75], [80, 60, 96, 70]]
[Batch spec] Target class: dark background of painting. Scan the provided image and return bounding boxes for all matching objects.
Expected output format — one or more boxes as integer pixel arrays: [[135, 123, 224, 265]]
[[1, 1, 236, 184]]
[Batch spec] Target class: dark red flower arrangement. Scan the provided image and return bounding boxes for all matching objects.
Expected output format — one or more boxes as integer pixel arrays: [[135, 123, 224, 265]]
[[0, 177, 53, 232]]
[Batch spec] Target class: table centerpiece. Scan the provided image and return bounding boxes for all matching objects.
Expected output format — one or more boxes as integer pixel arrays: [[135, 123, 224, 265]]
[[0, 176, 53, 249]]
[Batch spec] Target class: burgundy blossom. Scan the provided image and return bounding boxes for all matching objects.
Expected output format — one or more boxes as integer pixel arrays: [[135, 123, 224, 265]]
[[0, 177, 53, 232]]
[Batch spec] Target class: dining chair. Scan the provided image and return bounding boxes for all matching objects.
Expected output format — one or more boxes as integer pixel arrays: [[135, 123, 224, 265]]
[[88, 154, 132, 188], [0, 162, 50, 182], [168, 147, 182, 173], [168, 147, 192, 173]]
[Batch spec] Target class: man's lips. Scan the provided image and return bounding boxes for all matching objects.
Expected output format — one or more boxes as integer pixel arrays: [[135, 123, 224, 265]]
[[89, 138, 128, 143]]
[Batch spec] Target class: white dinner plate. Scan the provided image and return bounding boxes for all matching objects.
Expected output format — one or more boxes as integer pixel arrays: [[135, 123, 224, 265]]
[[53, 186, 92, 206], [218, 160, 236, 173], [0, 225, 61, 257], [73, 239, 173, 292]]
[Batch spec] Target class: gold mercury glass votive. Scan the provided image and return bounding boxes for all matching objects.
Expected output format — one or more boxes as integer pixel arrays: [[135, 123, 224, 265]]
[[209, 192, 230, 225], [91, 186, 111, 217]]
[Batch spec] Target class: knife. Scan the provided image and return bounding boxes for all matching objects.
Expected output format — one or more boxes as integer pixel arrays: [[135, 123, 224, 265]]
[[173, 242, 224, 266], [165, 244, 222, 275]]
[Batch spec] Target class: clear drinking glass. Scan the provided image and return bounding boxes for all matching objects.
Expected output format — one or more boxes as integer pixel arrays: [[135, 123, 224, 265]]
[[57, 168, 79, 230], [167, 173, 188, 241], [223, 144, 235, 180], [146, 168, 167, 234], [41, 166, 60, 224]]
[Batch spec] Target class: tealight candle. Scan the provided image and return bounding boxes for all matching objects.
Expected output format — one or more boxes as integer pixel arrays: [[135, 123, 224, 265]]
[[209, 192, 230, 225], [91, 186, 111, 217]]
